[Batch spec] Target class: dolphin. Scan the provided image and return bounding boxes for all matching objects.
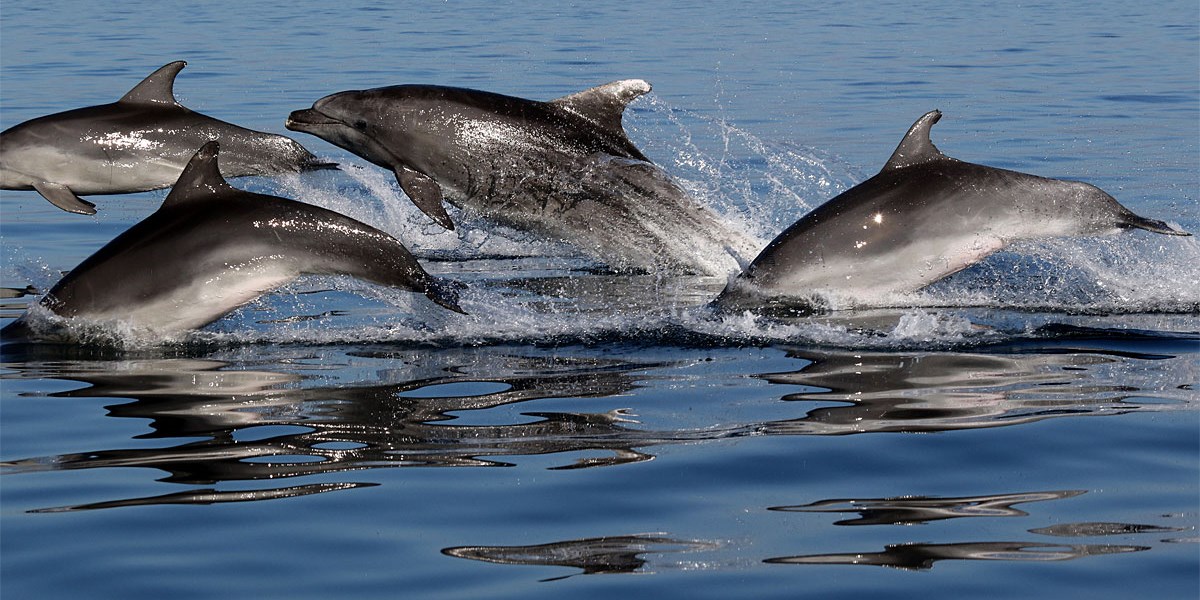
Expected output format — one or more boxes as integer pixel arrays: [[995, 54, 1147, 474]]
[[0, 61, 335, 215], [718, 110, 1190, 311], [285, 81, 759, 276], [1, 141, 462, 339]]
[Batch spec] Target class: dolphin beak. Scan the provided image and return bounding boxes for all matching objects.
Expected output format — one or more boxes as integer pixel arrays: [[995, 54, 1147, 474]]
[[285, 109, 341, 131]]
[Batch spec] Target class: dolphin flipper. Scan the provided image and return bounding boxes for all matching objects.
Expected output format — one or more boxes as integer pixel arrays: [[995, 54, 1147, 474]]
[[394, 164, 454, 230], [33, 182, 97, 215]]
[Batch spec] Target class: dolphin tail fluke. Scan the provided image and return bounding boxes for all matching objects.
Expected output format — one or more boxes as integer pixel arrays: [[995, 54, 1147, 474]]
[[1121, 213, 1191, 236], [424, 277, 467, 314]]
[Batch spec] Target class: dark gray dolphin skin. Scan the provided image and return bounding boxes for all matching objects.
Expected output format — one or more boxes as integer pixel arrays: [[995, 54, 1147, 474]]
[[286, 81, 758, 276], [1, 141, 462, 339], [718, 110, 1190, 310], [0, 61, 335, 215]]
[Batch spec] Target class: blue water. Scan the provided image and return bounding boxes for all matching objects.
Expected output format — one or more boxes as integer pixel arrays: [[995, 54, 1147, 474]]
[[2, 1, 1197, 598]]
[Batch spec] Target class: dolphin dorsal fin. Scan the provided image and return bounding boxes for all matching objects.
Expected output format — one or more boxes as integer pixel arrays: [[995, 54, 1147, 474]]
[[882, 110, 947, 171], [163, 141, 235, 207], [549, 79, 652, 138], [118, 61, 187, 107]]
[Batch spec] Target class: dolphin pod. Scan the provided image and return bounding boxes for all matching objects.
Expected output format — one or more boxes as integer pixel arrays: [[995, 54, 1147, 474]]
[[0, 61, 334, 215], [0, 63, 1191, 338], [716, 110, 1189, 311], [285, 81, 759, 276], [0, 142, 462, 338]]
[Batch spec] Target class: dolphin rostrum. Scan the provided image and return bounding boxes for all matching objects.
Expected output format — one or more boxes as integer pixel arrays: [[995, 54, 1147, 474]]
[[0, 61, 335, 215], [719, 110, 1189, 311], [2, 141, 462, 338], [286, 81, 759, 276]]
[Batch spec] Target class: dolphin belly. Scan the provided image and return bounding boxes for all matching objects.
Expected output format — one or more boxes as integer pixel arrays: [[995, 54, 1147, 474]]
[[53, 265, 299, 333], [1, 141, 183, 194], [754, 234, 1007, 307]]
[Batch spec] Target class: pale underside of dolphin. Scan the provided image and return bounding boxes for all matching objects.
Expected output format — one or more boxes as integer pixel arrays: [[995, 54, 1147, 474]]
[[719, 110, 1189, 311], [0, 61, 335, 215], [286, 81, 760, 276], [1, 141, 462, 339]]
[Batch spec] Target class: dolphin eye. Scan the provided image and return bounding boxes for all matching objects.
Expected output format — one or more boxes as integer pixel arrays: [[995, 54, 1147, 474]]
[[353, 120, 368, 131]]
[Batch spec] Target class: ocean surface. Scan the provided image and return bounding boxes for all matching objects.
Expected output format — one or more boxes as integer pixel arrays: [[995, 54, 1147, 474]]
[[2, 1, 1197, 598]]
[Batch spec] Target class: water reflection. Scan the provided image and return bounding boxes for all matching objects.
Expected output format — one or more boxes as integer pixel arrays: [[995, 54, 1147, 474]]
[[764, 541, 1149, 570], [2, 350, 674, 506], [31, 482, 376, 513], [756, 348, 1190, 435], [1028, 522, 1186, 538], [1, 344, 1192, 512], [443, 534, 717, 581], [442, 490, 1174, 578], [764, 489, 1181, 571], [768, 490, 1086, 526]]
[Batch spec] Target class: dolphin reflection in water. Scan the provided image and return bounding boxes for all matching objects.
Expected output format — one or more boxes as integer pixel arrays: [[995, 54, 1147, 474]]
[[764, 541, 1149, 571], [444, 535, 719, 581], [0, 346, 1185, 578], [1, 342, 1190, 511]]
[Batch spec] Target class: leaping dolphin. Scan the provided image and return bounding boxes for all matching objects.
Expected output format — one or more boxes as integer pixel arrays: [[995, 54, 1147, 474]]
[[718, 110, 1189, 311], [1, 141, 462, 339], [0, 61, 335, 215], [286, 81, 759, 276]]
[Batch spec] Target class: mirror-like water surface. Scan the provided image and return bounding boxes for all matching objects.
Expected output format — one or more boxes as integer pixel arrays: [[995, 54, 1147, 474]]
[[2, 2, 1196, 598]]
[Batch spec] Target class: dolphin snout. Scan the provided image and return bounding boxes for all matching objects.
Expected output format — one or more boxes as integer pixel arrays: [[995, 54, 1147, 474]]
[[285, 108, 341, 131]]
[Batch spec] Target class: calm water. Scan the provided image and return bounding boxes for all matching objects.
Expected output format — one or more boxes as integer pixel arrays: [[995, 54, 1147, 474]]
[[2, 1, 1198, 598]]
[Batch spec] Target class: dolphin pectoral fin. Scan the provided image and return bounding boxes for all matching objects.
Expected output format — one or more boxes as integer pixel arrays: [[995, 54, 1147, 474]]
[[32, 182, 97, 215], [394, 165, 455, 230]]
